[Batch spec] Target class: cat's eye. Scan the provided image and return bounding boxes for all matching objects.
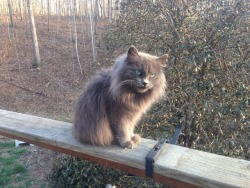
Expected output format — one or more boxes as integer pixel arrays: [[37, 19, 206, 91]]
[[150, 74, 156, 78], [135, 70, 141, 76]]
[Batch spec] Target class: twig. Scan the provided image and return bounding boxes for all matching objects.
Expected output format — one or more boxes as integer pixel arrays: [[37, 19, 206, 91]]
[[0, 78, 45, 96]]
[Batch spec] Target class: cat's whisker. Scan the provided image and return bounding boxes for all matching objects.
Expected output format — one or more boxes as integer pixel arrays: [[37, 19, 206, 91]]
[[112, 79, 136, 90]]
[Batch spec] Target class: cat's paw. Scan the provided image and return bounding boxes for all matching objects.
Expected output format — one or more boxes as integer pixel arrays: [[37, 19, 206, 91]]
[[121, 141, 134, 149], [131, 134, 141, 144]]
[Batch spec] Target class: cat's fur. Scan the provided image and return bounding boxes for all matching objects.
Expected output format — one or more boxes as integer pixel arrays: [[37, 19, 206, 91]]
[[74, 46, 168, 149]]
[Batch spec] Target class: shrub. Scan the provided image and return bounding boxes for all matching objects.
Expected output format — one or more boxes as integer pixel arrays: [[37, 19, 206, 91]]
[[102, 0, 250, 159], [49, 155, 167, 188], [50, 0, 250, 187]]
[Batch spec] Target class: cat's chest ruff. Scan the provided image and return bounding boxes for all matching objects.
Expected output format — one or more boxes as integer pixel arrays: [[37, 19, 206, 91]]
[[114, 91, 150, 107]]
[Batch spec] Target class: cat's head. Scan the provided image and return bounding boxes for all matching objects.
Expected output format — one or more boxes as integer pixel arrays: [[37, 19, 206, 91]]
[[112, 46, 168, 95]]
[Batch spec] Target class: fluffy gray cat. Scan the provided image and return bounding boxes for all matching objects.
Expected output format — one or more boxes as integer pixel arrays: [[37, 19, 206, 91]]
[[74, 46, 167, 149]]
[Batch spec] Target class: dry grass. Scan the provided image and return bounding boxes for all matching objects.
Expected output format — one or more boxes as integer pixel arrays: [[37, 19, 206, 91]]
[[0, 14, 105, 121]]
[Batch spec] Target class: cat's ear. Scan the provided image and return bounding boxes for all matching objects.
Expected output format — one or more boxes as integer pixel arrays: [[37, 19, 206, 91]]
[[127, 45, 139, 58], [156, 54, 168, 67]]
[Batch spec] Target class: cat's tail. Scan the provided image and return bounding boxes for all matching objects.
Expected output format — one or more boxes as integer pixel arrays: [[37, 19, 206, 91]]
[[74, 99, 114, 146], [74, 73, 114, 146]]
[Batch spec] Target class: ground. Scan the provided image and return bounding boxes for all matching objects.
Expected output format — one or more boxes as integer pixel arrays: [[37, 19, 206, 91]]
[[0, 135, 64, 187], [0, 14, 107, 187]]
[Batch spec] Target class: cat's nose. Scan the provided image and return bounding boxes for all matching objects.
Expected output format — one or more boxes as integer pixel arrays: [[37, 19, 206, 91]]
[[142, 79, 149, 87]]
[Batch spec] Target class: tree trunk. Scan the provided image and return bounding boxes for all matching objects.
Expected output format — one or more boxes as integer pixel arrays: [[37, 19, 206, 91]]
[[80, 0, 86, 50], [8, 0, 14, 27], [72, 0, 83, 75], [99, 0, 103, 17], [95, 0, 99, 18], [102, 0, 105, 18], [108, 0, 110, 21], [110, 0, 113, 20], [19, 0, 23, 20], [94, 0, 98, 34], [88, 0, 96, 62], [108, 0, 112, 22], [27, 0, 41, 67], [56, 0, 61, 37], [47, 0, 50, 31]]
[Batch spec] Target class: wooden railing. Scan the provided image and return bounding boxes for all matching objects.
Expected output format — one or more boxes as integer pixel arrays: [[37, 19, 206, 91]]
[[0, 109, 249, 188]]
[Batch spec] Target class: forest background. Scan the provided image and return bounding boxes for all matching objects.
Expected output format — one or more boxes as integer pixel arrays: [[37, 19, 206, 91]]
[[0, 0, 249, 187]]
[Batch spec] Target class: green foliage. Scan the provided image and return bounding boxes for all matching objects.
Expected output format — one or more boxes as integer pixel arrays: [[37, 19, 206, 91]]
[[0, 141, 15, 148], [102, 0, 250, 159], [0, 141, 28, 187], [50, 155, 167, 188]]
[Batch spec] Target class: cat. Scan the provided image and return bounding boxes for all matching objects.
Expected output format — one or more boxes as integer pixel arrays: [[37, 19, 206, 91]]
[[74, 46, 168, 149]]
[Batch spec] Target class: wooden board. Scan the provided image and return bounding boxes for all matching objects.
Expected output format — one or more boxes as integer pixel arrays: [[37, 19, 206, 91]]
[[0, 109, 249, 188]]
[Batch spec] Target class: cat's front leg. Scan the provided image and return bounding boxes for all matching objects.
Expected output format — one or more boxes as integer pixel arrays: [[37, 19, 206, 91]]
[[115, 126, 134, 149], [129, 126, 141, 144], [131, 134, 141, 144]]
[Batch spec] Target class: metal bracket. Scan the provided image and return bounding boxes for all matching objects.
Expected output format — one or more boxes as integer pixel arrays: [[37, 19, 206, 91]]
[[168, 123, 182, 144], [145, 138, 166, 177], [145, 123, 182, 177]]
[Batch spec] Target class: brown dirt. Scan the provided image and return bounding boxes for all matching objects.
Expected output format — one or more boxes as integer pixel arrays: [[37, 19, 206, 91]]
[[0, 14, 107, 187], [17, 145, 62, 187]]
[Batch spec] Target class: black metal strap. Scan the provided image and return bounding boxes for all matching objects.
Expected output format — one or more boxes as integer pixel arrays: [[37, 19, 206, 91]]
[[145, 123, 182, 177], [145, 138, 166, 177], [168, 123, 182, 144]]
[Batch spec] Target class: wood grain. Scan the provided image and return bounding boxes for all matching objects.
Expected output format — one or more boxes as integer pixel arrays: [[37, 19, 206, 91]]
[[0, 109, 249, 188]]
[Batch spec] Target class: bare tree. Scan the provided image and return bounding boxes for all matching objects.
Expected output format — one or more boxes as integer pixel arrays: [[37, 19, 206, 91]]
[[95, 0, 100, 18], [94, 0, 99, 34], [8, 0, 14, 27], [108, 0, 113, 22], [23, 0, 27, 22], [114, 0, 120, 21], [27, 0, 41, 67], [80, 0, 86, 50], [47, 0, 50, 31], [56, 0, 61, 37], [108, 0, 111, 22], [99, 0, 104, 18], [72, 0, 83, 75], [88, 0, 96, 62], [18, 0, 23, 20]]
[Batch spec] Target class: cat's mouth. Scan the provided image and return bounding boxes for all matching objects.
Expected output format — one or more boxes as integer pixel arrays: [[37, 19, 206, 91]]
[[137, 87, 149, 93], [135, 84, 152, 93], [124, 80, 152, 93]]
